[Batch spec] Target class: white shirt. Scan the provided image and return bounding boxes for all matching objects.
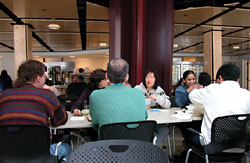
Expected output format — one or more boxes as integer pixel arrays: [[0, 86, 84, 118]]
[[189, 81, 250, 145]]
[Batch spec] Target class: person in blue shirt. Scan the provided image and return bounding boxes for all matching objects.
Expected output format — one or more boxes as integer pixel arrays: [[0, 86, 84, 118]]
[[175, 70, 196, 108]]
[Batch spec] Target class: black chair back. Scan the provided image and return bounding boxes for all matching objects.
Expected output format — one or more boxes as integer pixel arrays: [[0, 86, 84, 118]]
[[67, 139, 169, 163], [207, 114, 250, 154], [57, 94, 78, 111], [0, 125, 56, 163], [99, 120, 157, 143]]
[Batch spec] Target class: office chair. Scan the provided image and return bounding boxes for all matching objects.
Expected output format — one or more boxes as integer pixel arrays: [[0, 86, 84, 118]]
[[0, 125, 57, 163], [67, 139, 169, 163], [99, 120, 157, 143], [185, 114, 250, 163]]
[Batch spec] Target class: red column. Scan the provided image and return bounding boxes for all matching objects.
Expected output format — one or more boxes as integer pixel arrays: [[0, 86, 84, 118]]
[[109, 0, 174, 95]]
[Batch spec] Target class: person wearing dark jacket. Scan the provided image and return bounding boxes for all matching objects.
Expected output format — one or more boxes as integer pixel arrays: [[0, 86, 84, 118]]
[[0, 70, 13, 91]]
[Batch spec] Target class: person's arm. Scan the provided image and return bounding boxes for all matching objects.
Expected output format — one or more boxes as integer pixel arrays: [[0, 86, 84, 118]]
[[189, 85, 211, 105], [71, 88, 90, 113], [50, 103, 68, 127], [175, 87, 189, 107], [149, 87, 171, 109]]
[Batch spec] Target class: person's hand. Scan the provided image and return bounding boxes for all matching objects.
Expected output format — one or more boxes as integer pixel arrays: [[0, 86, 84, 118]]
[[197, 84, 203, 89], [187, 84, 198, 92], [149, 94, 157, 101], [73, 109, 81, 116]]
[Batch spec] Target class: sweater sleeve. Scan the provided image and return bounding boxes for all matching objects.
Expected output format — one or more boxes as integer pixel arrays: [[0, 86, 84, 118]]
[[175, 86, 189, 107], [71, 88, 91, 112], [155, 87, 171, 109], [50, 103, 68, 127]]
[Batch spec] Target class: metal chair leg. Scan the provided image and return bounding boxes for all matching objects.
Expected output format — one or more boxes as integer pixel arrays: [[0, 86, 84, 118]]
[[172, 125, 176, 156], [185, 148, 192, 163], [167, 135, 173, 159]]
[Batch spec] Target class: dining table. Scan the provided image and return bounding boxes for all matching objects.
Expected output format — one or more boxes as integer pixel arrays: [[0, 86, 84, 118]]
[[53, 106, 203, 129]]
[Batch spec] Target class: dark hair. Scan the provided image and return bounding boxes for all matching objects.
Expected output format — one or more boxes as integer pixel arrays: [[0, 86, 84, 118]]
[[14, 60, 46, 88], [1, 70, 8, 77], [77, 75, 84, 82], [107, 58, 129, 84], [176, 78, 183, 86], [88, 69, 106, 90], [142, 69, 158, 90], [183, 70, 196, 80], [198, 72, 211, 87], [216, 63, 240, 81], [79, 68, 84, 73]]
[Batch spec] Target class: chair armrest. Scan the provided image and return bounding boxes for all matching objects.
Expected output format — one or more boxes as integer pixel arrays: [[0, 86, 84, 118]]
[[186, 128, 209, 154], [186, 128, 200, 135]]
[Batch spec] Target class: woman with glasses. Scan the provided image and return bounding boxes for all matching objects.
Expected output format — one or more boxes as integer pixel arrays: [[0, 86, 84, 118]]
[[135, 69, 171, 147]]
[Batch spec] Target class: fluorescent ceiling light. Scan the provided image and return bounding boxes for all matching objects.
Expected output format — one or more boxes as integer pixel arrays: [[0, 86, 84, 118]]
[[69, 56, 75, 58], [173, 44, 178, 48], [99, 43, 107, 47], [48, 24, 61, 30], [232, 45, 240, 50]]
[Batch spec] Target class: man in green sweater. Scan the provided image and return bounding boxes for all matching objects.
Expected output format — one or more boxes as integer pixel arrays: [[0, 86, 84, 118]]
[[89, 58, 148, 132]]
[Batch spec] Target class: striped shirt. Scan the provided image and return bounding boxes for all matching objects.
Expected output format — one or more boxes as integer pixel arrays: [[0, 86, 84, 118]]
[[0, 84, 67, 127]]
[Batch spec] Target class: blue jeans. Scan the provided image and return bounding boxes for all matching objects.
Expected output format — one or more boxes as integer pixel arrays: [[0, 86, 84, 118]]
[[50, 143, 72, 162]]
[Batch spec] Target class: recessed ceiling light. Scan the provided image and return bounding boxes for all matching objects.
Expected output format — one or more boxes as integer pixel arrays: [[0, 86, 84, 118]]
[[99, 43, 107, 47], [69, 56, 75, 58], [48, 24, 61, 30], [173, 44, 178, 48], [232, 45, 240, 50]]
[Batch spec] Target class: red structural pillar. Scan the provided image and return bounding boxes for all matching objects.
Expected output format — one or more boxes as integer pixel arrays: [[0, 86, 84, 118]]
[[109, 0, 174, 96]]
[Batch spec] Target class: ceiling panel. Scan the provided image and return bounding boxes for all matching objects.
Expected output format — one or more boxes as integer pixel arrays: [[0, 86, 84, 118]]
[[87, 2, 109, 20], [0, 20, 14, 32], [225, 28, 250, 38], [1, 0, 78, 19], [175, 7, 227, 24], [207, 9, 250, 27], [24, 20, 80, 32], [87, 33, 109, 50], [87, 21, 109, 33], [0, 9, 8, 17]]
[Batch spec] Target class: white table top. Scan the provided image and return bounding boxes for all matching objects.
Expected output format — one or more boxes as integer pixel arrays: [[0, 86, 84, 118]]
[[54, 107, 203, 129]]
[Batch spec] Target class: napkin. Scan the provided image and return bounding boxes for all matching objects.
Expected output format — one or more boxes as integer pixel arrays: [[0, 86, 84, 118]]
[[172, 111, 192, 120], [71, 116, 86, 121]]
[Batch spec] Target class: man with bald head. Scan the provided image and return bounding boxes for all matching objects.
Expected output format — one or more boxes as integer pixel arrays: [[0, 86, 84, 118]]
[[89, 58, 148, 133]]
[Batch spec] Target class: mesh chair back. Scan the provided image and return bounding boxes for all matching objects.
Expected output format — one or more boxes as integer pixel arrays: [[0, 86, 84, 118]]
[[57, 94, 78, 111], [0, 125, 51, 157], [99, 120, 157, 143], [68, 139, 169, 163], [207, 114, 250, 154]]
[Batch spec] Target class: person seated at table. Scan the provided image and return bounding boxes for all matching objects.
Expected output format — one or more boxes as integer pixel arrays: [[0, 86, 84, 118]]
[[65, 75, 87, 97], [89, 58, 148, 133], [198, 72, 211, 88], [135, 69, 171, 109], [43, 78, 60, 96], [71, 69, 109, 115], [0, 60, 70, 162], [135, 69, 171, 147], [175, 70, 197, 108], [188, 63, 250, 150]]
